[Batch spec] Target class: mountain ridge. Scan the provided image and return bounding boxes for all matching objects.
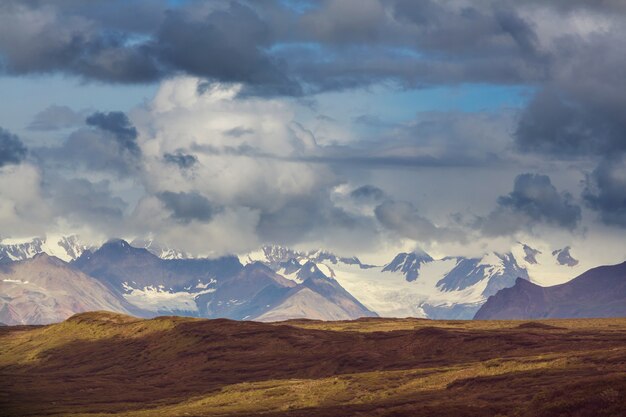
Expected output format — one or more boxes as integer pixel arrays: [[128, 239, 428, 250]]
[[475, 261, 626, 319], [0, 254, 139, 325]]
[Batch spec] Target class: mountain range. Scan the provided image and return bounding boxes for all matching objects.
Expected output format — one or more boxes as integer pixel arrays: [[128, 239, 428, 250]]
[[1, 239, 375, 324], [0, 236, 622, 324]]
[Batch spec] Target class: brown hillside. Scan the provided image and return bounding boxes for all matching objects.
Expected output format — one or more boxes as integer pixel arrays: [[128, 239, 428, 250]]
[[0, 312, 625, 417]]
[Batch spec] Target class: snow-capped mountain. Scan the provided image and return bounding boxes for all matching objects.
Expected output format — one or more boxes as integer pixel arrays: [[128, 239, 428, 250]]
[[0, 236, 593, 323], [381, 251, 434, 282], [0, 236, 92, 263], [241, 244, 536, 319]]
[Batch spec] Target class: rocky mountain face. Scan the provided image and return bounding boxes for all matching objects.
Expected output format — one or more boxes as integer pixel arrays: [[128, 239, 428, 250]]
[[0, 254, 135, 325], [381, 251, 434, 282], [436, 253, 529, 297], [70, 240, 374, 322], [474, 261, 626, 320]]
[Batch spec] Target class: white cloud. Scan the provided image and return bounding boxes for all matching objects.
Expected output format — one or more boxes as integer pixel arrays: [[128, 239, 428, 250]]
[[0, 164, 51, 237]]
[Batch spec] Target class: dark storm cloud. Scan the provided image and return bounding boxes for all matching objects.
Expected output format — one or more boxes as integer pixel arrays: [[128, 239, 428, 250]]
[[497, 174, 581, 230], [157, 3, 299, 96], [0, 1, 298, 92], [583, 157, 626, 228], [0, 127, 27, 167], [3, 0, 622, 95], [86, 111, 140, 156], [157, 191, 216, 223], [508, 24, 626, 227], [479, 174, 581, 236], [552, 246, 579, 267], [163, 152, 198, 169], [28, 105, 87, 131], [0, 2, 162, 83], [389, 0, 540, 57], [515, 89, 626, 157]]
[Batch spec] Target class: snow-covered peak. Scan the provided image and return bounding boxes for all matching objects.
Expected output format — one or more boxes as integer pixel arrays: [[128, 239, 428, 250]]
[[240, 245, 371, 270], [262, 245, 304, 264], [437, 252, 528, 297], [0, 235, 92, 263], [382, 251, 434, 281]]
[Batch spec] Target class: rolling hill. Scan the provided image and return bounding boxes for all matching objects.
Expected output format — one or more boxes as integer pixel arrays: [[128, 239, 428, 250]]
[[0, 312, 624, 416]]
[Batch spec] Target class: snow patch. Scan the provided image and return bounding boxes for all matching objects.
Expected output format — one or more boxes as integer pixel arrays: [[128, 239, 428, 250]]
[[2, 279, 29, 284], [121, 284, 216, 313]]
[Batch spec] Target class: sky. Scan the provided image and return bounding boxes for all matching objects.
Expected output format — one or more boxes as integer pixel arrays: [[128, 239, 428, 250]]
[[0, 0, 625, 271]]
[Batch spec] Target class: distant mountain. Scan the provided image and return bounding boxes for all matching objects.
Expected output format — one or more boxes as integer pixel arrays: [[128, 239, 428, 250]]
[[72, 240, 374, 321], [0, 236, 595, 322], [130, 238, 191, 260], [243, 245, 533, 319], [255, 287, 361, 321], [0, 254, 135, 325], [243, 245, 375, 278], [382, 251, 433, 281], [436, 253, 528, 297], [197, 262, 296, 320], [73, 239, 243, 316], [0, 236, 91, 263], [474, 261, 626, 319]]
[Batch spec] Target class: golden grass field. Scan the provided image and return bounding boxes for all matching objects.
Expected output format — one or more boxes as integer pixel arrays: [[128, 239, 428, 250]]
[[1, 312, 625, 417]]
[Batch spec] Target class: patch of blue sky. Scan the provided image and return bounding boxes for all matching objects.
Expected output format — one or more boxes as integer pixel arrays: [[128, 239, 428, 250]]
[[0, 75, 156, 144], [167, 0, 190, 7], [279, 0, 317, 14], [389, 83, 534, 114], [267, 42, 325, 54], [295, 83, 533, 136], [313, 70, 527, 123]]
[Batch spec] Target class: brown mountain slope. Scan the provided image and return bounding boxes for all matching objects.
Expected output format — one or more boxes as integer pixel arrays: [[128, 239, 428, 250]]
[[0, 312, 624, 417], [475, 261, 626, 320], [0, 254, 136, 325], [255, 287, 356, 321]]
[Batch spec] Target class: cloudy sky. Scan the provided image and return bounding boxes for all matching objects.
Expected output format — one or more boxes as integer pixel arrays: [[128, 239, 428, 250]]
[[0, 0, 625, 269]]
